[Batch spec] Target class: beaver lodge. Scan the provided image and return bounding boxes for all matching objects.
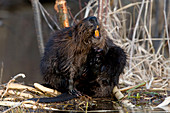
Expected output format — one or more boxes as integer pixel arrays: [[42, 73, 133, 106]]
[[0, 0, 169, 112]]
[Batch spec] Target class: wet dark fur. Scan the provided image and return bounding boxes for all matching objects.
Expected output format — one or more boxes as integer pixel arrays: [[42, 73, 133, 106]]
[[76, 42, 126, 97], [41, 17, 105, 94], [38, 16, 126, 102]]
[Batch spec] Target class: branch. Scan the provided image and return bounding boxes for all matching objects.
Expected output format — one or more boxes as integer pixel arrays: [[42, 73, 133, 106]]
[[54, 0, 69, 28], [31, 0, 44, 57]]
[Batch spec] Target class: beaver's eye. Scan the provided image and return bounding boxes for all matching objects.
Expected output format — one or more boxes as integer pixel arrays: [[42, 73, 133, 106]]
[[88, 17, 98, 24], [79, 24, 82, 27]]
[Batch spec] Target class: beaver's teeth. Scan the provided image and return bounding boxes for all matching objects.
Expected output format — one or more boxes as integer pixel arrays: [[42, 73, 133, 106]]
[[94, 30, 99, 38]]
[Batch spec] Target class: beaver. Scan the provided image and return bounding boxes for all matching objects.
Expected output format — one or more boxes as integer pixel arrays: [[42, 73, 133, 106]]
[[41, 16, 105, 95], [29, 16, 126, 102]]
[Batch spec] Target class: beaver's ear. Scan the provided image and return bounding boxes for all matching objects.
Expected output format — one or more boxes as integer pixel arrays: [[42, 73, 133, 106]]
[[88, 16, 98, 25], [76, 23, 83, 30], [73, 24, 78, 31], [74, 23, 82, 31], [84, 16, 99, 27]]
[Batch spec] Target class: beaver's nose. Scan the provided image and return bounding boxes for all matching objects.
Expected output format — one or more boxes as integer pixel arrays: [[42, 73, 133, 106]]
[[87, 16, 98, 25]]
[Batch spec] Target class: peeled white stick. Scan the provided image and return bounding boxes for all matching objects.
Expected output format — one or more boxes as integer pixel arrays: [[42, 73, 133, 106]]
[[113, 86, 124, 100], [7, 83, 43, 95], [113, 86, 135, 108], [7, 90, 33, 98], [0, 101, 59, 113], [34, 83, 61, 96], [1, 73, 26, 99]]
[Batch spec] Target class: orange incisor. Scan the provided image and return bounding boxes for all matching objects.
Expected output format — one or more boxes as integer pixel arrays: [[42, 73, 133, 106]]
[[95, 26, 99, 37]]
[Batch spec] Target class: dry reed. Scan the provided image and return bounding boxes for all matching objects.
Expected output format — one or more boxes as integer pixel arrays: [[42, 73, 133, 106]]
[[79, 0, 170, 89]]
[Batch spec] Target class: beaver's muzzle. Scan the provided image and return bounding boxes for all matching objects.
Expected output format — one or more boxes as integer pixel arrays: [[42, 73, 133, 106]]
[[85, 16, 101, 39]]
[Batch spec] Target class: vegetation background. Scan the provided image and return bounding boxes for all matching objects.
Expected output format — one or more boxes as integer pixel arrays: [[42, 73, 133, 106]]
[[0, 0, 169, 89], [0, 0, 169, 112]]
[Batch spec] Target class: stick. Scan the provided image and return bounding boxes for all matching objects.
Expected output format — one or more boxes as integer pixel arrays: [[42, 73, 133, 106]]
[[129, 0, 145, 72], [34, 83, 61, 96], [163, 0, 170, 56], [0, 62, 3, 84], [113, 86, 124, 100], [7, 83, 43, 95], [120, 82, 146, 92], [7, 90, 33, 98], [1, 74, 26, 99], [54, 0, 69, 28], [31, 0, 44, 57]]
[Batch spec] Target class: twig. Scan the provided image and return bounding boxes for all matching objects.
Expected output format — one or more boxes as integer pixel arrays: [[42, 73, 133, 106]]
[[7, 90, 33, 98], [3, 97, 20, 101], [31, 0, 44, 57], [38, 2, 61, 30], [54, 0, 69, 28], [85, 101, 88, 113], [149, 0, 153, 38], [1, 74, 26, 99], [1, 101, 60, 112], [79, 0, 83, 19], [2, 101, 22, 113], [0, 62, 3, 84], [104, 0, 109, 25], [34, 83, 61, 96], [84, 0, 97, 18], [98, 0, 104, 22], [38, 3, 55, 32], [129, 0, 145, 73], [113, 86, 124, 100], [113, 86, 135, 108], [118, 0, 127, 39], [68, 7, 77, 24], [109, 1, 148, 14], [148, 0, 155, 53], [126, 82, 146, 93], [7, 83, 43, 95], [163, 0, 170, 56], [124, 55, 153, 77]]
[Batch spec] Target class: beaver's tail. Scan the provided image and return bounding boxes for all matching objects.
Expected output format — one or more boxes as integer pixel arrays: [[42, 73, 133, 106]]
[[27, 93, 78, 103]]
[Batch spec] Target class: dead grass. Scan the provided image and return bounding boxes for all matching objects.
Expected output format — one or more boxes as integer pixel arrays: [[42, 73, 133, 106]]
[[80, 0, 170, 89]]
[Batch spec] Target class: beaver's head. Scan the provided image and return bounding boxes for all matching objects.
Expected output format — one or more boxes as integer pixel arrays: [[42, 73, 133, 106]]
[[74, 16, 103, 47]]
